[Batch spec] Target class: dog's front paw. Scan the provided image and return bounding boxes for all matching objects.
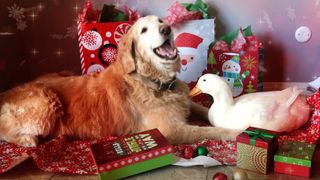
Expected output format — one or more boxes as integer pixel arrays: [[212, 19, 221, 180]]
[[15, 135, 38, 147]]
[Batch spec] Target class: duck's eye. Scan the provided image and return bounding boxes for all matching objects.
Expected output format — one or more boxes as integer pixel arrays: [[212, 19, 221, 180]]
[[203, 79, 206, 82], [141, 27, 147, 34], [158, 19, 163, 23]]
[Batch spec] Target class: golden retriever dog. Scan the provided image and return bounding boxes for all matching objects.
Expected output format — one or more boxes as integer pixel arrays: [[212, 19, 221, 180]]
[[0, 16, 239, 147]]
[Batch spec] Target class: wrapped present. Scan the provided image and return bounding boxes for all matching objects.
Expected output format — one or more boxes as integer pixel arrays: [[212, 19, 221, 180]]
[[78, 1, 138, 74], [93, 129, 174, 180], [208, 26, 264, 97], [278, 90, 320, 144], [274, 141, 316, 177], [236, 127, 278, 174]]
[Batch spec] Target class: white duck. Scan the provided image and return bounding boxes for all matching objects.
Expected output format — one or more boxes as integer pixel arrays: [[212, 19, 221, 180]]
[[189, 74, 311, 132]]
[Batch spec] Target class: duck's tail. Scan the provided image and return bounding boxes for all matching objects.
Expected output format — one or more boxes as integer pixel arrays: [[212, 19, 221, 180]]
[[285, 86, 302, 107]]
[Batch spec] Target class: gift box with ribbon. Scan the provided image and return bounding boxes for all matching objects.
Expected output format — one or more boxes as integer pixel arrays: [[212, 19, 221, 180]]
[[274, 141, 316, 177], [208, 26, 264, 97], [236, 127, 278, 174]]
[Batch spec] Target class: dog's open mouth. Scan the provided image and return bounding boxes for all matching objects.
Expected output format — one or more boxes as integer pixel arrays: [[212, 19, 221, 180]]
[[153, 39, 178, 60]]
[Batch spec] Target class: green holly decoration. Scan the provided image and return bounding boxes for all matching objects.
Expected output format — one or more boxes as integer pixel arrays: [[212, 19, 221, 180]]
[[245, 81, 256, 93]]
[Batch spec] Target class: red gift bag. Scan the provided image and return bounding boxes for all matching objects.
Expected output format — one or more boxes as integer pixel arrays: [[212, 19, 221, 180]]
[[77, 1, 134, 74], [208, 27, 264, 97]]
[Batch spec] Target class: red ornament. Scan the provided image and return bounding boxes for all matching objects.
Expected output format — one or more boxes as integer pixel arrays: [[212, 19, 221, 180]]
[[212, 172, 228, 180], [183, 146, 194, 159]]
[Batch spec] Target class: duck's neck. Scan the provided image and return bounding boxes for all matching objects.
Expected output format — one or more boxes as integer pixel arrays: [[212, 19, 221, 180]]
[[210, 87, 234, 107]]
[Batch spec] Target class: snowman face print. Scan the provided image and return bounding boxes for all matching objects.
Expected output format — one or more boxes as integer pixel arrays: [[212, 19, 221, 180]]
[[222, 60, 240, 74]]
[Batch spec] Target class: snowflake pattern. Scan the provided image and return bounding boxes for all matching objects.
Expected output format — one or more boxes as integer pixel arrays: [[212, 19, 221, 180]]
[[51, 25, 78, 39], [83, 31, 99, 47], [8, 3, 25, 21], [242, 55, 257, 70], [286, 6, 296, 21], [102, 47, 117, 64], [262, 11, 274, 31]]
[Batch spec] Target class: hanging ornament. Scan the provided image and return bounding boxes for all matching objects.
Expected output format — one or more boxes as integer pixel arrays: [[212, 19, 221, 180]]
[[196, 146, 209, 156]]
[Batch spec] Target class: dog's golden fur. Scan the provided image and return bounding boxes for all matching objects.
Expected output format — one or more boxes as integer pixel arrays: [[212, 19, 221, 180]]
[[0, 16, 239, 147]]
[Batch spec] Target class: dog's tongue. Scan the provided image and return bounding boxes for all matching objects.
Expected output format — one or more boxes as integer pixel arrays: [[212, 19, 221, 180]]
[[158, 41, 176, 58]]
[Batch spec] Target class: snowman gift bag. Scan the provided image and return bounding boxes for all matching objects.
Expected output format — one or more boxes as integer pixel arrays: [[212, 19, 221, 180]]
[[209, 26, 264, 97]]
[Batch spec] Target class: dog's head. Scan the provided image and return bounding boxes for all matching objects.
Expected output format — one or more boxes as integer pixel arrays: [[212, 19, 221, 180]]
[[117, 15, 180, 80]]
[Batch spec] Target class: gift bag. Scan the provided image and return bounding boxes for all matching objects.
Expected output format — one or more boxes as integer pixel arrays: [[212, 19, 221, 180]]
[[77, 1, 135, 74], [209, 26, 264, 97], [172, 19, 215, 85]]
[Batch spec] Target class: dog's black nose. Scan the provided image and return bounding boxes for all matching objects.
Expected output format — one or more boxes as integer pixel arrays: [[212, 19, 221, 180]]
[[159, 25, 171, 36]]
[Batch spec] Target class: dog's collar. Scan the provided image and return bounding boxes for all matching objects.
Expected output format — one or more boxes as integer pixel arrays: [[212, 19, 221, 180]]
[[152, 77, 176, 91]]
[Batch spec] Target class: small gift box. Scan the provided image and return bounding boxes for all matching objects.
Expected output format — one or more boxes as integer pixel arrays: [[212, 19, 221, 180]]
[[92, 129, 174, 180], [236, 127, 278, 174], [274, 141, 316, 177]]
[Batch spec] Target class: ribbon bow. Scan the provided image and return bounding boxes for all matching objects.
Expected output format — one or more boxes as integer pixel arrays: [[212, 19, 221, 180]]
[[244, 129, 275, 146]]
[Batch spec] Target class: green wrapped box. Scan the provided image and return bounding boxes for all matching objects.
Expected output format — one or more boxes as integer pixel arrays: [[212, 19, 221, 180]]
[[274, 141, 316, 177]]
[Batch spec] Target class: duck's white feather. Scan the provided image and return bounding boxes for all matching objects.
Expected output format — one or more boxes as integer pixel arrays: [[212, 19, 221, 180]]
[[195, 74, 311, 132]]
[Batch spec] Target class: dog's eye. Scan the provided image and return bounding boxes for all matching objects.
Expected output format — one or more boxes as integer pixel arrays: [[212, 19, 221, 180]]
[[141, 27, 147, 34], [203, 79, 206, 82], [158, 19, 163, 23]]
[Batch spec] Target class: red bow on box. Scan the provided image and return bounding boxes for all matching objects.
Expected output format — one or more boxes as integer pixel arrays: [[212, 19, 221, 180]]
[[213, 29, 260, 52]]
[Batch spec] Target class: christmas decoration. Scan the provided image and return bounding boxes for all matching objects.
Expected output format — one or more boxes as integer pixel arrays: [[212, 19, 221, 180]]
[[78, 0, 134, 74], [98, 4, 127, 22], [245, 81, 256, 93], [212, 172, 228, 180], [236, 127, 278, 174], [81, 30, 103, 51], [175, 32, 204, 84], [209, 26, 264, 97], [182, 0, 210, 19], [94, 129, 174, 180], [174, 139, 237, 166], [0, 129, 174, 177], [162, 2, 202, 25], [196, 146, 209, 156], [183, 146, 194, 159], [274, 141, 316, 177], [232, 169, 248, 180]]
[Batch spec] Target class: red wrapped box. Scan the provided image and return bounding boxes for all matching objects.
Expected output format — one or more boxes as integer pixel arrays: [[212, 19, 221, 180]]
[[274, 141, 316, 177], [236, 127, 278, 174], [92, 129, 174, 179], [208, 26, 264, 97], [77, 1, 133, 74]]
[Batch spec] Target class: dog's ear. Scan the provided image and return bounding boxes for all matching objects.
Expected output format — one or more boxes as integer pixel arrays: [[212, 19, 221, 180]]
[[117, 29, 136, 74]]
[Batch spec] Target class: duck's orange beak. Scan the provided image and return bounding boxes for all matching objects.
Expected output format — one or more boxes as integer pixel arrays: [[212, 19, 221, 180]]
[[189, 84, 202, 97]]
